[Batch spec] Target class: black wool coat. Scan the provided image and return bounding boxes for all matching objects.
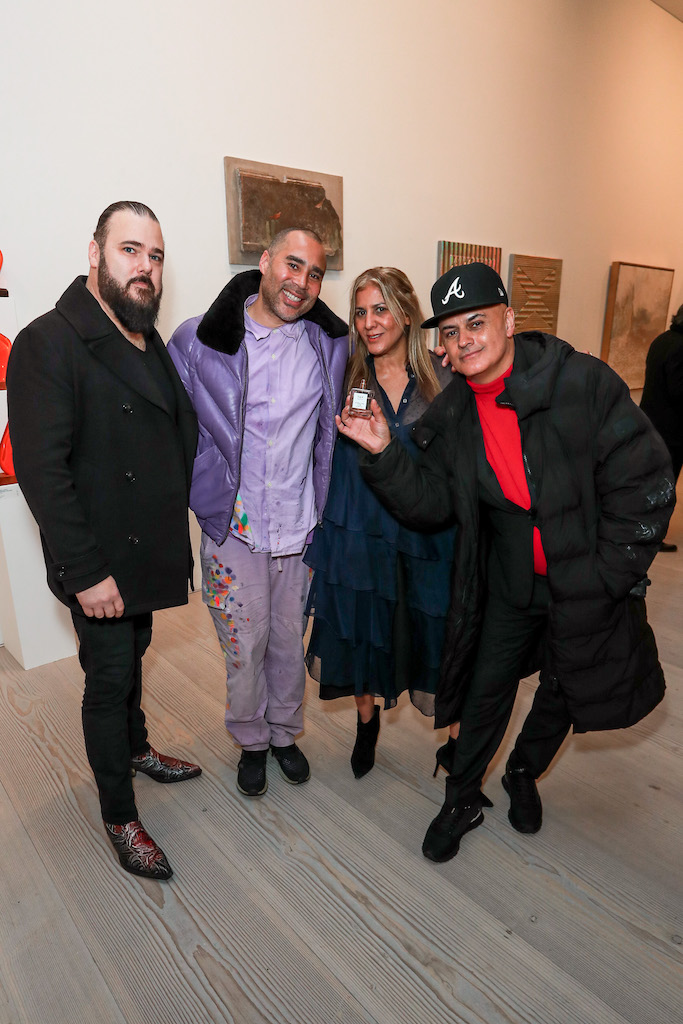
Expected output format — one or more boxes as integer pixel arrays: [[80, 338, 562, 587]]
[[361, 332, 675, 732], [7, 277, 198, 616]]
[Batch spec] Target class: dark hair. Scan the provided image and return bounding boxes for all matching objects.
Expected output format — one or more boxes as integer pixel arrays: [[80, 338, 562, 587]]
[[93, 201, 159, 248], [671, 304, 683, 330], [267, 227, 323, 256]]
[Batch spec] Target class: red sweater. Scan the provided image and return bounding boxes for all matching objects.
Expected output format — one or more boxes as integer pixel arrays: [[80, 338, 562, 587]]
[[468, 367, 547, 575]]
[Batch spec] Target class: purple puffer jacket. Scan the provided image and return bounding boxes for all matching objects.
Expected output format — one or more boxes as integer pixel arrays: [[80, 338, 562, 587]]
[[168, 269, 348, 545]]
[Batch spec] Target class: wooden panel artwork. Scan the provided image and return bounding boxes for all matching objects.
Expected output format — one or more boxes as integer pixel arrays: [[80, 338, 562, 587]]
[[601, 261, 674, 389], [509, 254, 563, 333]]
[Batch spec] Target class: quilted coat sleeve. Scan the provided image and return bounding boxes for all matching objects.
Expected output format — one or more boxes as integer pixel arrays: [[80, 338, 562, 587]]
[[359, 423, 457, 532], [591, 359, 675, 598]]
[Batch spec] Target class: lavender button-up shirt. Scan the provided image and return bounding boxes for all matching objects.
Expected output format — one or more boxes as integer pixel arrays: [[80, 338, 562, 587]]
[[228, 296, 323, 555]]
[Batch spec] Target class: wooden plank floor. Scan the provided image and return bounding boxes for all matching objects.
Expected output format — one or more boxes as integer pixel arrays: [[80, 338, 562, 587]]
[[0, 511, 681, 1023]]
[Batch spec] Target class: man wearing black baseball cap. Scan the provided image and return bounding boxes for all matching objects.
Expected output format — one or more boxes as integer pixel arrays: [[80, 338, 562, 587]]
[[338, 261, 674, 863]]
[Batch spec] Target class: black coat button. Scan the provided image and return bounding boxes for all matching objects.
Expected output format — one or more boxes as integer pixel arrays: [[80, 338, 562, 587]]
[[122, 403, 133, 414], [128, 535, 139, 545], [125, 470, 136, 482]]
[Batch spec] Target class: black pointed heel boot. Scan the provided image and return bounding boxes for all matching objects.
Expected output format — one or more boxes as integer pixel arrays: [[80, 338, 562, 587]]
[[433, 736, 457, 777], [350, 706, 380, 779]]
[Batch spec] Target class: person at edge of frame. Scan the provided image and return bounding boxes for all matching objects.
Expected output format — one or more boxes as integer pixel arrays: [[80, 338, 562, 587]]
[[640, 302, 683, 552]]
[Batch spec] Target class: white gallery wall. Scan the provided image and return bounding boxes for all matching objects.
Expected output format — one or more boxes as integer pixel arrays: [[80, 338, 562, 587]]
[[2, 0, 683, 353]]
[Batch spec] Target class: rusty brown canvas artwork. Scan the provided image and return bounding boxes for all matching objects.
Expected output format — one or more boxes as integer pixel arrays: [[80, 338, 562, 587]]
[[224, 157, 343, 270]]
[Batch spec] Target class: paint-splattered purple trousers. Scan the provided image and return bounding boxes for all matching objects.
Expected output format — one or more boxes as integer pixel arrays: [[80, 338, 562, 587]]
[[201, 532, 311, 751]]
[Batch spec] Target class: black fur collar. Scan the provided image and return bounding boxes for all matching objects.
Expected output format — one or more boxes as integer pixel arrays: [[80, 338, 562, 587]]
[[197, 269, 347, 354]]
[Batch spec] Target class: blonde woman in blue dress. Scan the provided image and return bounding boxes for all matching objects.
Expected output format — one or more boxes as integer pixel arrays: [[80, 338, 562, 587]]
[[305, 267, 458, 777]]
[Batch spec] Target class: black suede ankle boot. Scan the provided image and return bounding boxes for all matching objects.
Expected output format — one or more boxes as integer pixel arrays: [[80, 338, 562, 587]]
[[350, 705, 380, 778]]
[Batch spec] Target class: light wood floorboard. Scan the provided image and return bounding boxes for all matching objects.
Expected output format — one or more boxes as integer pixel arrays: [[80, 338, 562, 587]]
[[0, 507, 681, 1024]]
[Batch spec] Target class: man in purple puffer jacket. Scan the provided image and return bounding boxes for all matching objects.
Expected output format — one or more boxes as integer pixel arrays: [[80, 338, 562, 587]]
[[168, 229, 347, 797]]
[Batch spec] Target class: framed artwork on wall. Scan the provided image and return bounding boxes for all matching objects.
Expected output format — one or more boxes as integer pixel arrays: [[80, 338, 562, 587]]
[[508, 254, 562, 334], [224, 157, 343, 269], [601, 262, 674, 388], [437, 241, 501, 277]]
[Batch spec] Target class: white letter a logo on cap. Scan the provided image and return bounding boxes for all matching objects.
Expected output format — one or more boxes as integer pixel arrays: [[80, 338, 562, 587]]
[[442, 277, 465, 304]]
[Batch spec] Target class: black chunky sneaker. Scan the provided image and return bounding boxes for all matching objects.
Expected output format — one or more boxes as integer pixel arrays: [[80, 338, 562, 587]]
[[502, 761, 542, 833], [237, 749, 268, 796], [270, 743, 310, 785], [422, 798, 487, 863]]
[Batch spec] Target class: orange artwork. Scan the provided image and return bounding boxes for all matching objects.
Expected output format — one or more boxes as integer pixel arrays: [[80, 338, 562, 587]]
[[0, 422, 14, 476], [0, 332, 11, 386]]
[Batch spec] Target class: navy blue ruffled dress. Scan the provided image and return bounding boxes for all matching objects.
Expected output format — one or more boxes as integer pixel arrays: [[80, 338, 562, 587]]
[[304, 355, 456, 716]]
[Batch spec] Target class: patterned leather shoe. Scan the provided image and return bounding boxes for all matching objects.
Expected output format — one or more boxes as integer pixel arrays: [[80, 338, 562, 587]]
[[130, 745, 202, 784], [270, 743, 310, 785], [104, 820, 173, 880]]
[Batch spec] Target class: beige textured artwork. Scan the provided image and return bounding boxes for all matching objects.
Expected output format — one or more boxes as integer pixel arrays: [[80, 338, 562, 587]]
[[508, 255, 562, 333], [601, 262, 674, 388], [224, 157, 343, 269]]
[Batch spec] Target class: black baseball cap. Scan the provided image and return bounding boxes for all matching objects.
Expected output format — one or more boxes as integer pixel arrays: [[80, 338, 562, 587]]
[[421, 262, 509, 329]]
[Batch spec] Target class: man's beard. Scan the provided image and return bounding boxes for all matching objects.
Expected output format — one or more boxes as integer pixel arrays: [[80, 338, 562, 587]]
[[98, 256, 162, 335]]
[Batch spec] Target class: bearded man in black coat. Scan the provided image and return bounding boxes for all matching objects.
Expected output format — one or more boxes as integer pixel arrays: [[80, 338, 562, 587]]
[[338, 262, 674, 864], [7, 202, 201, 880]]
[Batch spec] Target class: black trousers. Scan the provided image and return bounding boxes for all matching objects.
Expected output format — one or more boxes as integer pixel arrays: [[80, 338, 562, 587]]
[[447, 576, 571, 806], [666, 442, 683, 484], [72, 611, 152, 824]]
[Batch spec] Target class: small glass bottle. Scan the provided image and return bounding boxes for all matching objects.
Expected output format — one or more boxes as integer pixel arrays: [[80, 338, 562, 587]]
[[348, 378, 375, 418]]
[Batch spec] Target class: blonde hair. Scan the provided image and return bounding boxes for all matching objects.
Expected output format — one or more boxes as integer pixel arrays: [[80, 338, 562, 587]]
[[347, 267, 440, 402]]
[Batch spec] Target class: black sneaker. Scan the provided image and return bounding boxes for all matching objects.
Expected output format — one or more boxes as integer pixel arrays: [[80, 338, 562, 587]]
[[237, 749, 268, 796], [270, 743, 310, 785], [502, 762, 542, 833], [422, 799, 485, 862]]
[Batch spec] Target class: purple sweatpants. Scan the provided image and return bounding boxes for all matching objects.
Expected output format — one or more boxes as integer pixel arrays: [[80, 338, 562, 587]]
[[202, 532, 311, 750]]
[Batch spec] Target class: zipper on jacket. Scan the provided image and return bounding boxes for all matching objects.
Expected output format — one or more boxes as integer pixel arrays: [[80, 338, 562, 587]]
[[316, 324, 338, 526], [220, 341, 248, 546], [522, 451, 538, 510]]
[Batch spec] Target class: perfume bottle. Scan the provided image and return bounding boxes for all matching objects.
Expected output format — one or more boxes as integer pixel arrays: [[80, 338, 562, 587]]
[[348, 378, 375, 418]]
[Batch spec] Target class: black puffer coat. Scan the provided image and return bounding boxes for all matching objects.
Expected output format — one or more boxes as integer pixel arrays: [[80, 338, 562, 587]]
[[361, 332, 674, 731]]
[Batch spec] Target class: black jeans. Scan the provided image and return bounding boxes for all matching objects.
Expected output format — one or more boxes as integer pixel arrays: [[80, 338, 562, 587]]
[[72, 611, 152, 824], [446, 576, 571, 806], [666, 443, 683, 484]]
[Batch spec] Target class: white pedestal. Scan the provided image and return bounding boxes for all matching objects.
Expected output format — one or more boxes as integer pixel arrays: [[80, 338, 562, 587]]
[[0, 293, 18, 342], [0, 484, 77, 668]]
